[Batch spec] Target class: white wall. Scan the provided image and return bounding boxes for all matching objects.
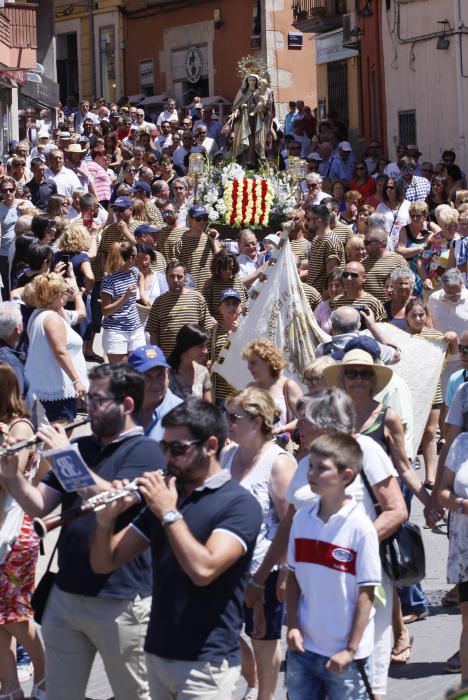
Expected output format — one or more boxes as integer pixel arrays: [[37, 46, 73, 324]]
[[381, 0, 468, 171]]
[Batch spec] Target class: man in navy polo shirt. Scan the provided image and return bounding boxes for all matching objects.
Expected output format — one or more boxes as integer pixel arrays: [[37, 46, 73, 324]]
[[26, 155, 57, 210], [91, 398, 262, 699], [4, 362, 165, 700]]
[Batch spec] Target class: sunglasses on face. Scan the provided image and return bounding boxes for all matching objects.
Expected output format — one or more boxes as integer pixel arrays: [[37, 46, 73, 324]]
[[364, 239, 380, 245], [162, 210, 175, 216], [193, 216, 208, 222], [126, 169, 137, 173], [385, 185, 395, 190], [343, 369, 375, 380], [1, 187, 14, 193], [159, 438, 204, 456], [341, 271, 359, 279], [458, 344, 468, 355], [115, 207, 129, 213], [225, 411, 246, 424]]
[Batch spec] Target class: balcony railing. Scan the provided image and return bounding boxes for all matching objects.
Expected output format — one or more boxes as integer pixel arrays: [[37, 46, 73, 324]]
[[292, 0, 346, 33], [0, 2, 37, 70]]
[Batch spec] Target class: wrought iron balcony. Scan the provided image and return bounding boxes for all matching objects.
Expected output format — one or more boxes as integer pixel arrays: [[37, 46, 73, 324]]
[[291, 0, 346, 33], [0, 2, 37, 70]]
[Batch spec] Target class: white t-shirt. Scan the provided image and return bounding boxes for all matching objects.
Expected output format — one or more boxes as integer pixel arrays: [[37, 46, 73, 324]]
[[375, 200, 411, 252], [445, 433, 468, 498], [288, 497, 381, 659], [286, 434, 396, 518]]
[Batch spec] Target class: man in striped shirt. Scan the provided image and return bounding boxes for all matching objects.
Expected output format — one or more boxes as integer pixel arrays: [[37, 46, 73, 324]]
[[173, 204, 221, 291], [331, 261, 387, 322], [146, 260, 215, 357], [362, 226, 408, 302], [157, 204, 187, 261], [303, 204, 345, 294]]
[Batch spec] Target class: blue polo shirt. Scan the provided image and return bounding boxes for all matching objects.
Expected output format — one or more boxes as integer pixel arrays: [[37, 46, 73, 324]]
[[42, 430, 165, 599], [144, 389, 183, 442], [132, 470, 262, 663]]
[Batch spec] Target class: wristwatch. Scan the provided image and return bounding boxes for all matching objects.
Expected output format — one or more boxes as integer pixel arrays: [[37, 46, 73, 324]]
[[161, 510, 184, 526]]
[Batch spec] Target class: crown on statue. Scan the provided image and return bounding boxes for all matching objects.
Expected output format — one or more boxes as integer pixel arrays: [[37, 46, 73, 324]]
[[237, 55, 269, 82]]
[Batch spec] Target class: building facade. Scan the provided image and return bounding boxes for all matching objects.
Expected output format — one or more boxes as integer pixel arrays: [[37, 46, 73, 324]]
[[380, 0, 468, 170], [121, 0, 318, 118], [55, 0, 125, 104]]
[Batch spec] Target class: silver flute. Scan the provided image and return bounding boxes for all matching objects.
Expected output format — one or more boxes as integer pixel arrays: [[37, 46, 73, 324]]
[[0, 416, 91, 458], [32, 480, 141, 539]]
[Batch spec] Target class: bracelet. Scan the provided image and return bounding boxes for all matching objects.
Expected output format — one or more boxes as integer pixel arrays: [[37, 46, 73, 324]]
[[248, 576, 265, 589]]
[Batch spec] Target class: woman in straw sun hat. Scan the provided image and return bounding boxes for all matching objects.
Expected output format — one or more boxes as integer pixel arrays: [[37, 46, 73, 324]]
[[323, 344, 439, 664]]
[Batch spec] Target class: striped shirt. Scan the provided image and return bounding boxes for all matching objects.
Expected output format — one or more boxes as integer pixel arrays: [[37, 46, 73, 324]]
[[95, 220, 139, 281], [209, 324, 236, 402], [146, 289, 215, 357], [331, 292, 387, 322], [158, 225, 188, 261], [202, 277, 249, 322], [290, 238, 309, 263], [302, 283, 322, 311], [101, 266, 141, 331], [174, 232, 216, 291], [146, 201, 164, 227], [362, 253, 408, 302], [306, 233, 345, 294], [332, 221, 354, 246]]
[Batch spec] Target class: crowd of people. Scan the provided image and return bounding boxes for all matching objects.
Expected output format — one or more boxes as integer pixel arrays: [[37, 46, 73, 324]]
[[0, 94, 466, 700]]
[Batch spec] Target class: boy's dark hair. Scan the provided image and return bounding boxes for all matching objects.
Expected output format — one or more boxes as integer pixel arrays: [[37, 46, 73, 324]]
[[309, 432, 362, 483], [27, 242, 52, 270], [162, 397, 227, 456], [89, 362, 144, 417]]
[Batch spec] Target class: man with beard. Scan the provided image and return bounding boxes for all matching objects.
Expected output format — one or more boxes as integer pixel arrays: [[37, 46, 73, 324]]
[[90, 397, 262, 700], [2, 362, 164, 700]]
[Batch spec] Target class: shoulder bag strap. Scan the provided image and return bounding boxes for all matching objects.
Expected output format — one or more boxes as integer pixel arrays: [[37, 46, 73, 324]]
[[359, 464, 382, 517]]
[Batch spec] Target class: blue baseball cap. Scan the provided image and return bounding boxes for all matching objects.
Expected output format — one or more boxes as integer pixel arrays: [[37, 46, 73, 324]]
[[188, 204, 208, 218], [128, 345, 170, 372], [112, 196, 133, 209], [219, 288, 241, 303], [131, 181, 151, 194], [344, 335, 381, 359], [134, 223, 161, 237]]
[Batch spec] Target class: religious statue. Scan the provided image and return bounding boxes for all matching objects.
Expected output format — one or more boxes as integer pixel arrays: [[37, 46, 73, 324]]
[[227, 56, 274, 167]]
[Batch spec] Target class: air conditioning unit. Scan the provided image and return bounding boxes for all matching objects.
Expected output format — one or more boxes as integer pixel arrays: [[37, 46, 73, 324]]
[[342, 11, 361, 47]]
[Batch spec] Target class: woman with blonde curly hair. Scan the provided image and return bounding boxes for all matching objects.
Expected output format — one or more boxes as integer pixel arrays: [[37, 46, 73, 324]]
[[242, 339, 303, 440], [221, 387, 296, 700], [53, 222, 95, 295], [24, 271, 88, 420]]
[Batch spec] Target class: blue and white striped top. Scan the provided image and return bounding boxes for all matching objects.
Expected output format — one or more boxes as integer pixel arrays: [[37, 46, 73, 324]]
[[101, 266, 142, 332]]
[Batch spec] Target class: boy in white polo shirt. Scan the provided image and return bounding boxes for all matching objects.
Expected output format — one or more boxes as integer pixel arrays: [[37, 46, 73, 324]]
[[286, 432, 381, 700]]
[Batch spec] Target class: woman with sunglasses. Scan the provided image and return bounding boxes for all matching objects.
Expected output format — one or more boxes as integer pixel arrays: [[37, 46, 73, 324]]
[[404, 299, 458, 487], [349, 161, 376, 201], [376, 178, 411, 252], [0, 177, 24, 298], [221, 387, 296, 700], [110, 161, 137, 204], [101, 241, 145, 362], [396, 200, 431, 296], [246, 387, 407, 699]]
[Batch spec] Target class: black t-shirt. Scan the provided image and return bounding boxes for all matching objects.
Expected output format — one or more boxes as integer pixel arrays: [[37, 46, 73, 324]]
[[133, 473, 262, 663], [42, 432, 165, 599]]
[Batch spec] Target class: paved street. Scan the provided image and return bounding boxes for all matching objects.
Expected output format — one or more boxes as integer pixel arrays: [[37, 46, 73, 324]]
[[25, 462, 461, 700]]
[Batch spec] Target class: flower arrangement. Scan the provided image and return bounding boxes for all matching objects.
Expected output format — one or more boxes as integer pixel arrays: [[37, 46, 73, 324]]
[[194, 159, 294, 227], [223, 178, 274, 226]]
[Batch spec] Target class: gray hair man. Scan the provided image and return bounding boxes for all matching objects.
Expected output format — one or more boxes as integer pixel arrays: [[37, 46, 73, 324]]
[[316, 306, 399, 364], [0, 301, 27, 395]]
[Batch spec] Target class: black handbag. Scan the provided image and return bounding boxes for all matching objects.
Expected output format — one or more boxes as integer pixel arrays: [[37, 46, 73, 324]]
[[31, 539, 58, 624], [360, 469, 426, 586]]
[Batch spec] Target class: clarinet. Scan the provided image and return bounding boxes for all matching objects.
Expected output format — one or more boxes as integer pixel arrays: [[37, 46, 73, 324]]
[[0, 416, 90, 458]]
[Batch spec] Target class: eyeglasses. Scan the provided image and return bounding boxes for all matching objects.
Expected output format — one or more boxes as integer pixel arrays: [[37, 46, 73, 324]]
[[385, 185, 395, 190], [307, 183, 319, 189], [85, 394, 120, 406], [459, 344, 468, 355], [193, 216, 208, 222], [341, 271, 359, 279], [343, 369, 375, 380], [1, 187, 14, 193], [364, 239, 380, 245], [159, 438, 204, 456], [115, 207, 130, 213], [162, 210, 175, 216], [225, 411, 247, 423]]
